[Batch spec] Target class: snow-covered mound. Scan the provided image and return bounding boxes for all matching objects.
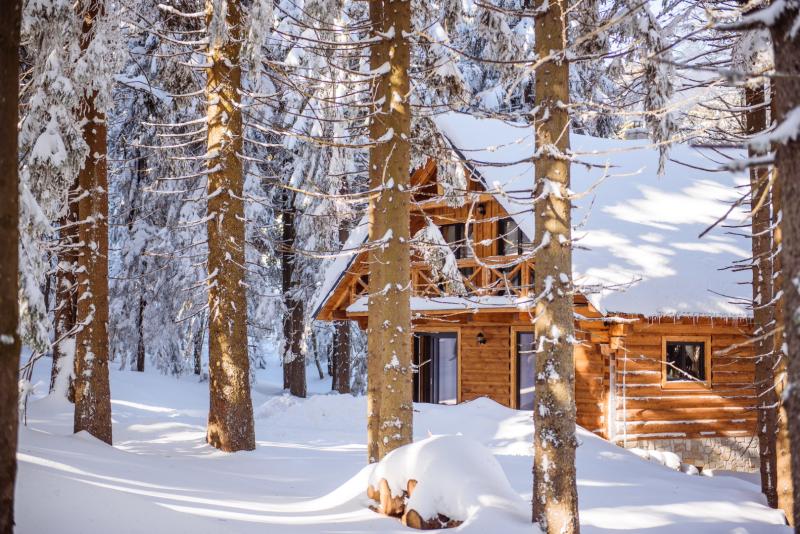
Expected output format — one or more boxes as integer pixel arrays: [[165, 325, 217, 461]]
[[14, 364, 790, 533], [369, 434, 525, 525]]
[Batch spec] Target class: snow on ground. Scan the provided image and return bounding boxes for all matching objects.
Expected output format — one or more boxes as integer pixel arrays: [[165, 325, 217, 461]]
[[15, 362, 788, 533]]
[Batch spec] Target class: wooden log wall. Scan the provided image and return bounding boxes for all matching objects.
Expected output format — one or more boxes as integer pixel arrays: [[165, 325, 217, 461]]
[[459, 324, 511, 405], [415, 314, 608, 436], [412, 198, 504, 259], [612, 317, 756, 442]]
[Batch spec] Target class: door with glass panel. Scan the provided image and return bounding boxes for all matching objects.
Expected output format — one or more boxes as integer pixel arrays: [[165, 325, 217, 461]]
[[413, 333, 458, 405], [516, 331, 535, 410]]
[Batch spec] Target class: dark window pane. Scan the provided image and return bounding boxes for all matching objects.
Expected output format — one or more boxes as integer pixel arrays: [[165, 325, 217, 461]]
[[498, 218, 518, 256], [665, 341, 706, 382], [517, 332, 535, 410], [499, 218, 532, 256], [440, 223, 471, 259]]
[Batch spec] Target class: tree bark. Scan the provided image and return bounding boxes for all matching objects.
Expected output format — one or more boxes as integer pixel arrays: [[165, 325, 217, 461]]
[[194, 312, 205, 376], [367, 0, 413, 463], [745, 83, 779, 508], [281, 191, 306, 397], [531, 0, 580, 532], [205, 0, 255, 452], [332, 225, 351, 394], [50, 204, 78, 398], [332, 320, 351, 394], [73, 0, 113, 446], [772, 162, 794, 524], [366, 0, 386, 465], [0, 3, 21, 532], [135, 294, 145, 372], [770, 6, 800, 528]]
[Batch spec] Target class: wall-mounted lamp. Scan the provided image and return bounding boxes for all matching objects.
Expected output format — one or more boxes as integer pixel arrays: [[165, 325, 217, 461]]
[[477, 332, 487, 345], [477, 203, 486, 216]]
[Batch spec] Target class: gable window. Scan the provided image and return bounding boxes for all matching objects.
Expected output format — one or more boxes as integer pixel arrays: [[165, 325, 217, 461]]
[[661, 336, 711, 388], [440, 223, 472, 259], [498, 218, 531, 256]]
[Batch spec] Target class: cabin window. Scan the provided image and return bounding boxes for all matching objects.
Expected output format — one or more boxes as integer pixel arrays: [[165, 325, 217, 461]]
[[661, 336, 711, 388], [516, 331, 536, 410], [440, 223, 473, 260], [498, 218, 531, 256], [413, 332, 458, 404]]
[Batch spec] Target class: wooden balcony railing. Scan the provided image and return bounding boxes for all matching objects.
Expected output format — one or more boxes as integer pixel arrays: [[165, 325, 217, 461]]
[[351, 256, 535, 303]]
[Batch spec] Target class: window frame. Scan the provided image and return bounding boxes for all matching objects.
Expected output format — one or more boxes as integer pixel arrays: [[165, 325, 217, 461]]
[[413, 327, 461, 404], [660, 335, 712, 390], [439, 223, 472, 260], [498, 218, 531, 256]]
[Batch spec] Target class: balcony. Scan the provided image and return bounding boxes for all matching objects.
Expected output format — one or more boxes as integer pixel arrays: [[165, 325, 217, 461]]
[[350, 256, 535, 304]]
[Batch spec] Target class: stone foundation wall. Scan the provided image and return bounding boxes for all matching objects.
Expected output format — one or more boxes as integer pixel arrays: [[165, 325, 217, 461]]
[[624, 436, 759, 472]]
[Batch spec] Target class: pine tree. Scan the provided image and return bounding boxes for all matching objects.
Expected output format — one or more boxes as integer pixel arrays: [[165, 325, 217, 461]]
[[73, 0, 113, 445], [281, 189, 307, 397], [744, 79, 779, 507], [767, 4, 800, 528], [531, 0, 580, 532], [0, 4, 21, 531], [205, 0, 256, 452], [771, 152, 793, 523], [366, 0, 413, 463]]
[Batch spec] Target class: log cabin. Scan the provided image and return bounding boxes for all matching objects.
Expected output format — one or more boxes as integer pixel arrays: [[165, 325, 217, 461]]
[[311, 112, 758, 472]]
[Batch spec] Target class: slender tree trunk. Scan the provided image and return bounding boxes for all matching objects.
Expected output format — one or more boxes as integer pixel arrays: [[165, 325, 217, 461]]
[[366, 0, 386, 464], [770, 7, 800, 528], [281, 191, 307, 397], [0, 3, 21, 532], [746, 83, 779, 507], [205, 0, 255, 452], [73, 0, 112, 445], [367, 0, 413, 463], [332, 320, 351, 394], [194, 312, 205, 376], [50, 204, 78, 398], [772, 163, 794, 524], [135, 294, 145, 372], [531, 0, 580, 532], [332, 224, 351, 394]]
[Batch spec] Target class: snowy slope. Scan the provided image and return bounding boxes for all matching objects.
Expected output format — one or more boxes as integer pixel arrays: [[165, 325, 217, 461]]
[[15, 363, 787, 533]]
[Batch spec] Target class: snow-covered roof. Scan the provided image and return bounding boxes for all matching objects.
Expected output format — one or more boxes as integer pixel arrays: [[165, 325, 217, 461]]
[[312, 112, 751, 319], [308, 216, 369, 319]]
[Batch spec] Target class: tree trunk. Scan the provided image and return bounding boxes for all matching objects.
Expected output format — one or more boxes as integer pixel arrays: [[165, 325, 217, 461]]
[[281, 191, 307, 397], [772, 162, 794, 524], [50, 204, 78, 399], [73, 0, 113, 446], [531, 0, 580, 532], [367, 0, 413, 463], [770, 7, 800, 528], [332, 320, 351, 394], [746, 83, 779, 507], [0, 3, 21, 532], [366, 0, 386, 465], [205, 0, 255, 452], [135, 294, 145, 372], [194, 312, 205, 376], [332, 225, 351, 394]]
